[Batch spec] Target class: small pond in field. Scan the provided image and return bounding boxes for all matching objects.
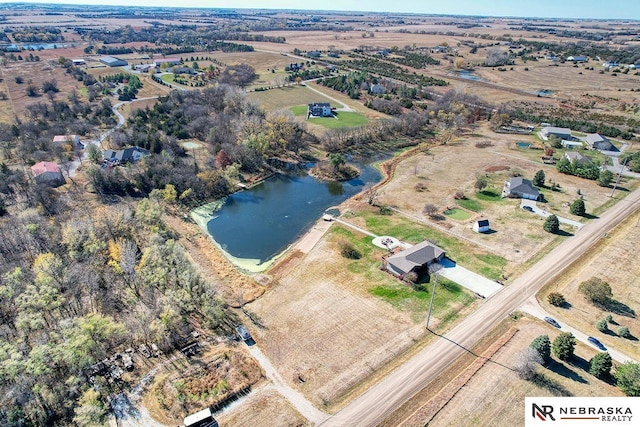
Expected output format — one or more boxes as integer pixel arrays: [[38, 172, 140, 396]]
[[194, 160, 383, 272]]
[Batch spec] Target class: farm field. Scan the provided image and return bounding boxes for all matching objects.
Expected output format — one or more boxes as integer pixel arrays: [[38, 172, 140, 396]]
[[538, 209, 640, 360], [248, 223, 479, 409], [375, 124, 628, 266], [428, 318, 623, 427]]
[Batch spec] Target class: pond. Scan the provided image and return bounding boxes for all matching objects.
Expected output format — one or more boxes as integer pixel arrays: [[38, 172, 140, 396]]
[[201, 161, 383, 272]]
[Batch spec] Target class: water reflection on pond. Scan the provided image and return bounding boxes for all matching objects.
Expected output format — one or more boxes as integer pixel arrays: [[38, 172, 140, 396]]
[[206, 162, 382, 270]]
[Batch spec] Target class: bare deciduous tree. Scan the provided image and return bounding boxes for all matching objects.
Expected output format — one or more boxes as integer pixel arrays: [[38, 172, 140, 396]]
[[513, 348, 543, 380]]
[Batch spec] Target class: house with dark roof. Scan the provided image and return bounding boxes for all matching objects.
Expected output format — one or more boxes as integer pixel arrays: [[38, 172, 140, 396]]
[[505, 177, 540, 201], [103, 147, 150, 164], [307, 102, 333, 118], [31, 161, 65, 186], [584, 133, 612, 151], [385, 241, 445, 278], [473, 219, 490, 233], [99, 56, 128, 67], [154, 57, 181, 67], [564, 151, 593, 167]]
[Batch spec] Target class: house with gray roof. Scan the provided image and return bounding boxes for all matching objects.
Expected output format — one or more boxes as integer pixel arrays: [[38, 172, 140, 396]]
[[584, 133, 612, 151], [385, 241, 445, 278], [564, 151, 593, 167], [307, 102, 333, 118], [505, 177, 540, 201], [540, 126, 572, 141], [103, 147, 150, 164]]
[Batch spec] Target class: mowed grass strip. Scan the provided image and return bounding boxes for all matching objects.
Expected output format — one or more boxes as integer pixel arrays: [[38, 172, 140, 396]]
[[308, 111, 368, 129], [443, 208, 471, 221], [359, 211, 507, 280]]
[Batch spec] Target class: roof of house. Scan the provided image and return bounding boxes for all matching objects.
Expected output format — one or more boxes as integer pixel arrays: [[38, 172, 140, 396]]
[[31, 161, 61, 176], [53, 135, 78, 143], [155, 57, 181, 63], [387, 241, 445, 275], [509, 177, 540, 197], [565, 151, 592, 165], [542, 126, 572, 135], [104, 146, 150, 162], [99, 56, 126, 65], [309, 102, 330, 108], [476, 219, 490, 227], [585, 133, 608, 144]]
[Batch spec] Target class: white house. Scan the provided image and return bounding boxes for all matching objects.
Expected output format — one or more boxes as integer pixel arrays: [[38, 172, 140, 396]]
[[540, 126, 572, 141], [473, 219, 490, 233]]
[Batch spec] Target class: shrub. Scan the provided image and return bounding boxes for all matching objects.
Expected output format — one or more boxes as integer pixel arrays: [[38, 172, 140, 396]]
[[514, 348, 542, 380], [378, 206, 392, 215], [589, 352, 612, 379], [605, 314, 613, 323], [339, 240, 361, 259], [615, 362, 640, 396], [596, 319, 608, 332], [619, 326, 631, 338], [578, 277, 612, 305], [454, 190, 465, 200], [548, 292, 566, 307], [530, 335, 551, 363], [543, 214, 559, 233], [552, 332, 576, 361], [570, 198, 586, 216], [414, 182, 428, 192]]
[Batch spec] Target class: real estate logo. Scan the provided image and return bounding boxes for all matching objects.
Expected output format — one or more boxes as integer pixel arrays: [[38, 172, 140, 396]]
[[525, 397, 639, 426]]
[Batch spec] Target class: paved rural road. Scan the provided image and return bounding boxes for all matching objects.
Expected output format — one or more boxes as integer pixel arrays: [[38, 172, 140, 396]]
[[321, 188, 640, 426]]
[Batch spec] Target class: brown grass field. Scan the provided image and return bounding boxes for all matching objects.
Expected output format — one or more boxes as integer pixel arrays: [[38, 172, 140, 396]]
[[538, 209, 640, 360], [375, 123, 625, 266], [217, 386, 309, 427], [427, 317, 623, 427]]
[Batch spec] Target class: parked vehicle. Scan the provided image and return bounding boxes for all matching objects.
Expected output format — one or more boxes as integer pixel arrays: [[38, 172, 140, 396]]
[[236, 325, 252, 342], [522, 205, 534, 212], [588, 336, 606, 350], [544, 316, 561, 328]]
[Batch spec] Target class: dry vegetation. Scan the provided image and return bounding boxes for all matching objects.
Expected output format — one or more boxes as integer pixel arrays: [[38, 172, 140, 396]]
[[144, 345, 262, 425], [217, 386, 309, 427], [377, 124, 623, 266], [427, 318, 623, 427], [539, 210, 640, 359]]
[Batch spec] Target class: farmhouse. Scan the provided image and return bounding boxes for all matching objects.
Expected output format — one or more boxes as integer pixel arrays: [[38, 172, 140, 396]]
[[584, 133, 612, 150], [540, 126, 572, 141], [308, 102, 333, 118], [564, 151, 593, 167], [473, 219, 490, 233], [505, 177, 540, 200], [53, 134, 82, 149], [99, 56, 128, 67], [385, 241, 445, 278], [31, 161, 65, 186], [103, 147, 150, 164]]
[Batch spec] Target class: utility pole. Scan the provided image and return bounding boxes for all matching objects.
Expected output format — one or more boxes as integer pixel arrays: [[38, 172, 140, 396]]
[[611, 157, 628, 198], [426, 262, 443, 331]]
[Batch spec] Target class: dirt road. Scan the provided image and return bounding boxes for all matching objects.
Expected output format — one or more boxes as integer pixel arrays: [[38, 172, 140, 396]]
[[321, 188, 640, 426]]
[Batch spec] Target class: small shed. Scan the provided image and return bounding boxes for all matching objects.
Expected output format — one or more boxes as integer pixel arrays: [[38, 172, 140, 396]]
[[473, 219, 490, 233], [184, 408, 217, 427]]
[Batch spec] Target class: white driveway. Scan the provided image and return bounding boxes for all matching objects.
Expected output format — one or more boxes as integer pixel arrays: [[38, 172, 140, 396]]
[[520, 200, 583, 228], [438, 258, 503, 298]]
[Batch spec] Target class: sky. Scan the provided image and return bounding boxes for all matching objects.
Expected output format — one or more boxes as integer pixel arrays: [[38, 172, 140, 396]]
[[1, 0, 639, 20]]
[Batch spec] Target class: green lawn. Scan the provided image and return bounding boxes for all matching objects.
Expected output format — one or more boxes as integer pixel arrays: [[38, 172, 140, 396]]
[[308, 111, 368, 129], [160, 74, 175, 83], [443, 208, 471, 221], [476, 189, 502, 201], [456, 198, 483, 212], [329, 225, 475, 321], [290, 105, 308, 116], [359, 211, 506, 280]]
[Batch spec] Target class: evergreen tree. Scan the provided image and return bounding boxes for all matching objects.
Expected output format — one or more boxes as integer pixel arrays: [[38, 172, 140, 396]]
[[552, 332, 576, 361], [570, 198, 586, 216], [543, 214, 560, 233], [533, 169, 546, 187], [589, 352, 612, 379], [530, 335, 551, 363]]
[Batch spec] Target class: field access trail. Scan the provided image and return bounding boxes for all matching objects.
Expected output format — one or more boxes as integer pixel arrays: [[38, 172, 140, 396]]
[[321, 188, 640, 426]]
